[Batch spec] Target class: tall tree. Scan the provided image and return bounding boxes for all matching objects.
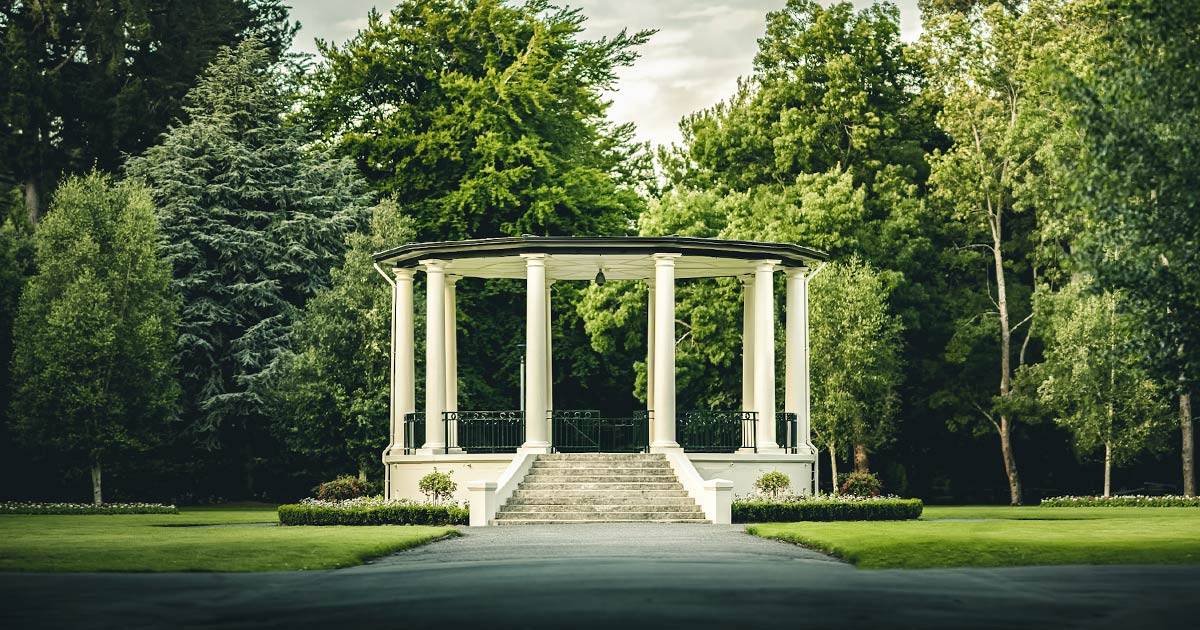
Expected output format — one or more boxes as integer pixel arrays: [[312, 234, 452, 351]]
[[1035, 287, 1173, 496], [8, 172, 178, 504], [1052, 0, 1200, 497], [0, 0, 295, 224], [303, 0, 653, 412], [922, 2, 1057, 504], [808, 259, 904, 488], [303, 0, 651, 240], [126, 39, 371, 495], [272, 200, 416, 480]]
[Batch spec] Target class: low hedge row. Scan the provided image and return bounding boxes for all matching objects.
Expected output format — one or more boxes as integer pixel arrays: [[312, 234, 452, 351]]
[[732, 497, 923, 522], [277, 502, 468, 526], [0, 502, 179, 515], [1040, 495, 1200, 507]]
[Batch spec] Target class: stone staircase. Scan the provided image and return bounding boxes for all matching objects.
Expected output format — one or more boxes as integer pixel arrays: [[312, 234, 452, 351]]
[[493, 453, 708, 524]]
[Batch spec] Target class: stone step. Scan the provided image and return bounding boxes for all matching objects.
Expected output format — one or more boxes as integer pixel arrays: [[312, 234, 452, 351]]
[[530, 461, 672, 470], [521, 474, 679, 483], [499, 503, 704, 514], [517, 481, 683, 491], [505, 495, 698, 506], [494, 518, 708, 525], [508, 489, 692, 500], [537, 453, 666, 461], [495, 510, 708, 521]]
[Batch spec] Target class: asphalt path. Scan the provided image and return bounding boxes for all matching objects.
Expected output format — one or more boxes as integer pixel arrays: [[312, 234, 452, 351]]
[[3, 523, 1198, 629]]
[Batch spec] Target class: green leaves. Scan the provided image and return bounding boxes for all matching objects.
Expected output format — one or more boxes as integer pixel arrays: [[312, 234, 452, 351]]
[[9, 172, 179, 469]]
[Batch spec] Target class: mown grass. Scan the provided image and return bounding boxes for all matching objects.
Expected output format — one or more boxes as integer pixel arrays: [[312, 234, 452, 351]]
[[747, 505, 1200, 569], [0, 504, 457, 572]]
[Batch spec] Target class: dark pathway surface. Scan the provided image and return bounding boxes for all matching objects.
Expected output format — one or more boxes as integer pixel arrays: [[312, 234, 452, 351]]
[[3, 523, 1198, 629]]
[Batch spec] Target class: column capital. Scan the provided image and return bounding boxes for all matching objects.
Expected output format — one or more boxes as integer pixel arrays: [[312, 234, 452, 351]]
[[419, 258, 448, 272], [653, 252, 682, 265], [740, 274, 755, 286], [392, 267, 415, 281], [521, 253, 547, 266], [785, 266, 810, 278], [755, 259, 782, 273], [446, 274, 460, 286]]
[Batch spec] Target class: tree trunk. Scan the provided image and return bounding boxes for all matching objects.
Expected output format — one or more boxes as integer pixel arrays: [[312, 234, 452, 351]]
[[23, 178, 40, 225], [991, 214, 1023, 506], [828, 442, 839, 494], [1103, 440, 1113, 498], [999, 415, 1022, 505], [853, 443, 870, 473], [1183, 390, 1195, 497], [91, 459, 103, 506], [358, 465, 368, 483]]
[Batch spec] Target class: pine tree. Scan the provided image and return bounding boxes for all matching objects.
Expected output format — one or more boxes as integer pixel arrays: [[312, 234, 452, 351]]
[[126, 39, 371, 495], [9, 172, 178, 504]]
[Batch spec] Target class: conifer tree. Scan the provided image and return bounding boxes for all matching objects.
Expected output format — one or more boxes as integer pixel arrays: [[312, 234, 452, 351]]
[[127, 39, 371, 494]]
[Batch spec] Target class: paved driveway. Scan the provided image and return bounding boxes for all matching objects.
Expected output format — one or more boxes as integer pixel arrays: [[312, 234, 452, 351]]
[[3, 523, 1198, 629]]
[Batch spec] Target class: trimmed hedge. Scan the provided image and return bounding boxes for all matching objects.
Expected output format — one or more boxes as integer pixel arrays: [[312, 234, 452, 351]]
[[1040, 495, 1200, 507], [732, 497, 923, 522], [278, 502, 468, 526], [0, 502, 179, 515]]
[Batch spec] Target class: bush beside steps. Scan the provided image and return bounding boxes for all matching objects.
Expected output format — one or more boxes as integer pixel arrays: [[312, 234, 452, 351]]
[[277, 498, 467, 526], [732, 496, 923, 522]]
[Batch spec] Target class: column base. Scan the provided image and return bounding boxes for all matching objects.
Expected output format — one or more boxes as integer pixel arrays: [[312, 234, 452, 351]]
[[756, 445, 786, 455], [518, 442, 552, 455], [416, 444, 446, 455], [649, 441, 683, 454]]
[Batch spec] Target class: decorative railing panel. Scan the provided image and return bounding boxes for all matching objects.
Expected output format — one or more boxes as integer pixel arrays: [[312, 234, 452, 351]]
[[776, 412, 798, 454], [677, 410, 757, 453], [444, 410, 523, 454], [552, 410, 649, 453], [402, 412, 425, 454]]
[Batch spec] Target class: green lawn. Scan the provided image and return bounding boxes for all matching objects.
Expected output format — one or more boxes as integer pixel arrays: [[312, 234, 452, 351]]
[[0, 504, 457, 572], [748, 505, 1200, 569]]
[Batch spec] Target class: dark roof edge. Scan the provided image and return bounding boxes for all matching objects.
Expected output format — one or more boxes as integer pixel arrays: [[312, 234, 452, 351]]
[[372, 236, 828, 268]]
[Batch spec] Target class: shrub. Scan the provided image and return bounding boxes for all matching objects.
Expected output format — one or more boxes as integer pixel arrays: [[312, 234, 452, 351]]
[[278, 497, 467, 526], [0, 502, 178, 515], [1040, 495, 1200, 507], [732, 495, 922, 522], [754, 471, 791, 498], [313, 475, 373, 501], [839, 471, 883, 497], [418, 469, 457, 503]]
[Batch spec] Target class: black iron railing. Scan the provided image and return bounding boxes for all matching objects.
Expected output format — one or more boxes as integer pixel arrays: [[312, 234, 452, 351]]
[[444, 410, 524, 454], [551, 409, 649, 453], [776, 412, 798, 454], [402, 412, 425, 454], [677, 410, 757, 453]]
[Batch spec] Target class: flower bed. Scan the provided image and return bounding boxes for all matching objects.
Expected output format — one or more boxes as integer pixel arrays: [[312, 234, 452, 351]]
[[277, 497, 468, 526], [732, 494, 923, 522], [0, 501, 179, 515], [1040, 495, 1200, 507]]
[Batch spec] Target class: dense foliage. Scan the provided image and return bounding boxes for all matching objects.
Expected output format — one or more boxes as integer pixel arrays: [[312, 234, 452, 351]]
[[126, 39, 372, 496], [733, 496, 923, 522], [278, 498, 468, 526], [8, 173, 179, 505], [313, 476, 377, 502], [0, 0, 295, 224]]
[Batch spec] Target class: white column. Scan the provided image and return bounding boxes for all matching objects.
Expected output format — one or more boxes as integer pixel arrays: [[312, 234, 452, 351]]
[[521, 254, 550, 451], [421, 260, 447, 452], [651, 254, 681, 451], [754, 260, 780, 452], [389, 268, 416, 455], [740, 275, 755, 451], [545, 280, 554, 414], [445, 276, 458, 414], [785, 268, 810, 457], [646, 279, 655, 441]]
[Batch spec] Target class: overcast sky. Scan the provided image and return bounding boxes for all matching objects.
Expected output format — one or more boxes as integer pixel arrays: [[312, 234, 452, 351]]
[[287, 1, 922, 148]]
